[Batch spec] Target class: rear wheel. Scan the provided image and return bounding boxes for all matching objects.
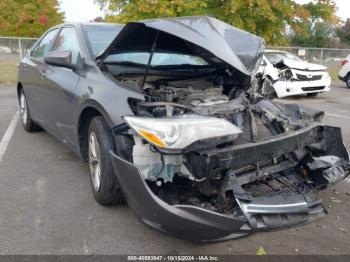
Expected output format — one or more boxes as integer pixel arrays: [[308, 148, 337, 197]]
[[307, 92, 318, 97], [19, 89, 41, 132], [346, 74, 350, 88], [88, 116, 124, 206]]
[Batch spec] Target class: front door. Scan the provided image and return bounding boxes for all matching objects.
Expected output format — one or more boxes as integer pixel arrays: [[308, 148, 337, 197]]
[[41, 27, 82, 147]]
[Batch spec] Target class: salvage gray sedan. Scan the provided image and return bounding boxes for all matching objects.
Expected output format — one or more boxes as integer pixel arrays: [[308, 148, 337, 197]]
[[17, 16, 349, 241]]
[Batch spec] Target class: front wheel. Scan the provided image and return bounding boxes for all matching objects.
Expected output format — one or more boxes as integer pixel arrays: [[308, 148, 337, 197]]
[[88, 116, 124, 206], [307, 92, 318, 97]]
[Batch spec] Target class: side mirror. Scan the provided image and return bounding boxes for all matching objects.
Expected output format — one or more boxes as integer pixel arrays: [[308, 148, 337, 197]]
[[44, 50, 82, 70]]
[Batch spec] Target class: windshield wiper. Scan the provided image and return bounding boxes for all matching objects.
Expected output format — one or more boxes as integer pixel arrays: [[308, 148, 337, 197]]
[[103, 61, 147, 67]]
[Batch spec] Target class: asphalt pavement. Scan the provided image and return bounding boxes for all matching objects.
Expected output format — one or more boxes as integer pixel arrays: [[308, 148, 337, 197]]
[[0, 83, 350, 255]]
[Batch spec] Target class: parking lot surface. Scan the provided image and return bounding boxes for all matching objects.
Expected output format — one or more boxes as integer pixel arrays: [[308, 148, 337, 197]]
[[0, 83, 350, 255]]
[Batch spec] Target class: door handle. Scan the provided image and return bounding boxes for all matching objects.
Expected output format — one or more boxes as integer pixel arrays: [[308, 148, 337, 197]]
[[21, 64, 28, 71], [40, 71, 46, 79]]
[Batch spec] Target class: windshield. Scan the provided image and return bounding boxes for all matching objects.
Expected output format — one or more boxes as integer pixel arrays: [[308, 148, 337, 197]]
[[84, 24, 122, 57], [265, 51, 303, 64], [105, 52, 209, 67]]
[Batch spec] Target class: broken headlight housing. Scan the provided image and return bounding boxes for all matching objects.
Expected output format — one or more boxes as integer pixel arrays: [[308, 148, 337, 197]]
[[124, 114, 242, 150], [280, 69, 293, 81]]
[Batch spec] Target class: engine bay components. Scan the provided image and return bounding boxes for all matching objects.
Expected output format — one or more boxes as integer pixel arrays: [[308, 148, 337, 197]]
[[132, 136, 191, 183]]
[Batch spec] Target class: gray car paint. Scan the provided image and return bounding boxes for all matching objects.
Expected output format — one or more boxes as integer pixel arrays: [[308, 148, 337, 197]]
[[18, 22, 144, 157]]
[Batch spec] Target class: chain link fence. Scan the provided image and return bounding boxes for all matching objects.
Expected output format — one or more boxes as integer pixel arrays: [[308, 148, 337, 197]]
[[267, 46, 350, 65], [0, 37, 350, 81], [0, 37, 38, 61], [0, 37, 349, 63], [0, 37, 349, 64], [0, 37, 38, 82]]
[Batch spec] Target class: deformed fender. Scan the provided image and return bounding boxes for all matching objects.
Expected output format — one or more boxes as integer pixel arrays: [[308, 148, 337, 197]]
[[76, 99, 115, 129], [109, 152, 248, 242]]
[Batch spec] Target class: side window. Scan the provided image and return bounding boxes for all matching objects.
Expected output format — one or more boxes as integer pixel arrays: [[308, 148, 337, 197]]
[[52, 27, 80, 64], [31, 29, 58, 60]]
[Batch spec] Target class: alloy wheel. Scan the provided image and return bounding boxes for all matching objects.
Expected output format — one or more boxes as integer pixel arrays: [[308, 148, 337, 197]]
[[89, 132, 101, 192], [19, 93, 28, 125]]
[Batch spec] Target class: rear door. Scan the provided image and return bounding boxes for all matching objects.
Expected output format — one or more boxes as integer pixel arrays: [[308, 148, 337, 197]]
[[22, 29, 59, 122], [41, 26, 82, 146]]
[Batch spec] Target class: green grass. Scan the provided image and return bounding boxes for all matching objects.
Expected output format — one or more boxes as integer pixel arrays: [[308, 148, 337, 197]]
[[0, 61, 18, 83], [326, 63, 340, 81]]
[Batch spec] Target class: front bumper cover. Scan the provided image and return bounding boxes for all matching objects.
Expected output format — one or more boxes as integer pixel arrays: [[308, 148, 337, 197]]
[[273, 78, 331, 98], [110, 125, 349, 242]]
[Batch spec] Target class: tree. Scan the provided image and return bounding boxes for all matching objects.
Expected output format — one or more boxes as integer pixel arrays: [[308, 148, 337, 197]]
[[337, 19, 350, 46], [291, 21, 336, 48], [0, 0, 64, 37], [98, 0, 208, 23], [94, 0, 339, 46], [91, 16, 105, 22]]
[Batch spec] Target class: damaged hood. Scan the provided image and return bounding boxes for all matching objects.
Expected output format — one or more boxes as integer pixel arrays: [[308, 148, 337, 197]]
[[280, 58, 327, 71], [97, 16, 264, 76]]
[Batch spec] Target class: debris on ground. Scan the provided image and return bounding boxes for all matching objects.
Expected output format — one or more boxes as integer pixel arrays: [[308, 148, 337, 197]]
[[331, 197, 343, 203], [256, 246, 266, 255], [338, 227, 348, 233]]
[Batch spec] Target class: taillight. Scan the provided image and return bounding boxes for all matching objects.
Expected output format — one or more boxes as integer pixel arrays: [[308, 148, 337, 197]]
[[341, 60, 348, 66]]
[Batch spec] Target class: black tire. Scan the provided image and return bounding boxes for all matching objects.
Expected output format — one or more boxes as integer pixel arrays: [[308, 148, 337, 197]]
[[88, 116, 124, 206], [346, 74, 350, 88], [18, 88, 41, 132], [307, 92, 318, 97]]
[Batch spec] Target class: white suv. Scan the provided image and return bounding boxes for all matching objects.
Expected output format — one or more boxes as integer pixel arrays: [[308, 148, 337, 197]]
[[339, 54, 350, 88]]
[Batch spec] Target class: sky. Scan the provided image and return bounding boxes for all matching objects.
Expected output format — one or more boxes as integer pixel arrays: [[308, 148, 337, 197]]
[[59, 0, 350, 23], [59, 0, 105, 22], [295, 0, 349, 21]]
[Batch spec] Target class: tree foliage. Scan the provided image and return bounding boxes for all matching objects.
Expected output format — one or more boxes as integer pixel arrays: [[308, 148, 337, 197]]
[[337, 19, 350, 46], [291, 21, 335, 48], [0, 0, 64, 37], [95, 0, 339, 45], [95, 0, 208, 22]]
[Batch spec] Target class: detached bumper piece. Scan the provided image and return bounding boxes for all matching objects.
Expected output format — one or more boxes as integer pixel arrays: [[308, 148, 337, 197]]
[[230, 170, 327, 232], [110, 125, 349, 241], [236, 193, 326, 231]]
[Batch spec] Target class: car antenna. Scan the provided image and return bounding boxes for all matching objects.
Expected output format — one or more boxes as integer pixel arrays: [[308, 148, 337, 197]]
[[141, 30, 159, 88]]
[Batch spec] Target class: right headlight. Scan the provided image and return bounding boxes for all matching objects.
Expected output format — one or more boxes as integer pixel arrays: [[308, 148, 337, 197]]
[[281, 69, 293, 80], [124, 114, 242, 150]]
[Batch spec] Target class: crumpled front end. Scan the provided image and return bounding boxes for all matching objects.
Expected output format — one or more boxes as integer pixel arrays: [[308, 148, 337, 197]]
[[103, 16, 349, 241], [258, 57, 332, 98], [111, 96, 349, 241], [272, 69, 331, 98]]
